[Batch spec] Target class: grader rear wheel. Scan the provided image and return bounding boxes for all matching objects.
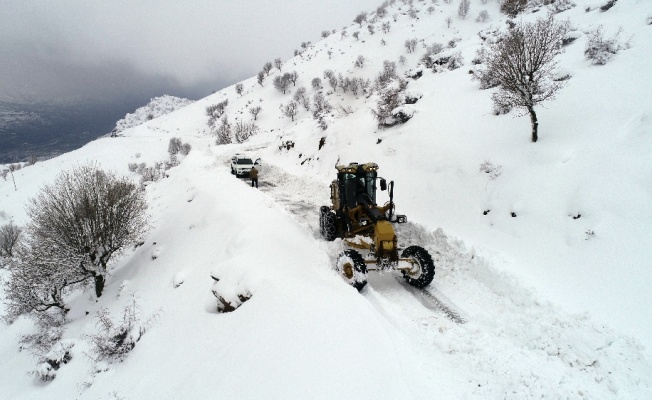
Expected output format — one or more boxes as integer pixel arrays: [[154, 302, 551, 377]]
[[336, 249, 368, 291], [319, 206, 337, 241]]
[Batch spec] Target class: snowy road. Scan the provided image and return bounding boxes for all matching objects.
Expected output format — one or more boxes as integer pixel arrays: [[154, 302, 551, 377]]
[[217, 153, 651, 398]]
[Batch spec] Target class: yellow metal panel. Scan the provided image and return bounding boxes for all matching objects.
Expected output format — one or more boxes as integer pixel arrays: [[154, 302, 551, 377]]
[[375, 221, 395, 242]]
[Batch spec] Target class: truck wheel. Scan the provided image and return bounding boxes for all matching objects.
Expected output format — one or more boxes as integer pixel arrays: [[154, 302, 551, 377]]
[[320, 208, 337, 241], [336, 249, 368, 291], [401, 246, 435, 288]]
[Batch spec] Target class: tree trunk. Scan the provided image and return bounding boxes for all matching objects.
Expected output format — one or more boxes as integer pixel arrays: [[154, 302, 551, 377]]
[[94, 275, 105, 298], [527, 106, 539, 142]]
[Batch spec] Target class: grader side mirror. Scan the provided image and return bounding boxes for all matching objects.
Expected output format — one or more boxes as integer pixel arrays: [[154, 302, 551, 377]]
[[380, 179, 387, 191]]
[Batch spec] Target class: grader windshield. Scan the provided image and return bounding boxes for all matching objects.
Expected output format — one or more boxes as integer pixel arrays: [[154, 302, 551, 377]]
[[338, 163, 378, 209]]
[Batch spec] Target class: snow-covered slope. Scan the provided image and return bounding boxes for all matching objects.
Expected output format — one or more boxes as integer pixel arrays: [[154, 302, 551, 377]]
[[113, 95, 194, 134], [1, 1, 651, 399]]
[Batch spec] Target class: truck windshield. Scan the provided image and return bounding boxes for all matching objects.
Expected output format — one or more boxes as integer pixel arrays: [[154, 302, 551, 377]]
[[237, 158, 253, 164]]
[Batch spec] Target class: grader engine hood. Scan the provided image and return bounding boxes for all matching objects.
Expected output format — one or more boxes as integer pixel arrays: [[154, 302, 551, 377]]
[[374, 220, 396, 255]]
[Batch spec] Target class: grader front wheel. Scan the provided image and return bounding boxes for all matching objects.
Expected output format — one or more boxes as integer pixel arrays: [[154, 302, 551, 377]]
[[401, 245, 435, 288], [336, 249, 368, 291]]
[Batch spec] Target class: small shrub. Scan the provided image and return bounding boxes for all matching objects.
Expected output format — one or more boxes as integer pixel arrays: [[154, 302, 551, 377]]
[[458, 0, 471, 19], [262, 61, 273, 76], [234, 121, 259, 143], [500, 0, 527, 17], [30, 340, 73, 382], [86, 295, 158, 364], [600, 0, 617, 12], [404, 38, 418, 53], [215, 115, 232, 145], [249, 105, 262, 120], [479, 161, 502, 180], [180, 143, 191, 156], [584, 26, 624, 65], [168, 137, 182, 156], [476, 10, 490, 22]]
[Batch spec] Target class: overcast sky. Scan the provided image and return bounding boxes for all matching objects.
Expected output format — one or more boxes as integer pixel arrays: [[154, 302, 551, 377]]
[[0, 0, 382, 104]]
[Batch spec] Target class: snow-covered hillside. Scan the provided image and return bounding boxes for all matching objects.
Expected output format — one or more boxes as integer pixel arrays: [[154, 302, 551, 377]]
[[112, 95, 194, 134], [1, 0, 651, 399]]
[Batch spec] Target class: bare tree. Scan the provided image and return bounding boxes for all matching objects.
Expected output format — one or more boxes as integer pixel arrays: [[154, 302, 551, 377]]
[[262, 62, 273, 76], [353, 31, 360, 41], [283, 101, 299, 121], [293, 87, 310, 110], [354, 12, 367, 26], [206, 100, 229, 127], [274, 57, 282, 71], [233, 121, 259, 143], [476, 10, 490, 22], [355, 55, 366, 68], [215, 115, 232, 144], [382, 22, 391, 33], [458, 0, 470, 18], [321, 30, 331, 38], [478, 16, 569, 142], [257, 71, 265, 86], [287, 71, 299, 86], [5, 164, 148, 321], [404, 38, 418, 53], [312, 93, 332, 119], [311, 77, 322, 90], [0, 222, 22, 257], [273, 74, 291, 94], [501, 0, 527, 18], [235, 83, 244, 96], [249, 106, 262, 121]]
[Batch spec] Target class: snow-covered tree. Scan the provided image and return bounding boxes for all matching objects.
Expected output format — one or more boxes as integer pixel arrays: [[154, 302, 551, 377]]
[[283, 101, 299, 121], [0, 222, 21, 257], [262, 62, 273, 76], [273, 74, 291, 94], [404, 38, 418, 53], [478, 15, 569, 142], [249, 105, 262, 120], [458, 0, 470, 19], [5, 164, 148, 322], [215, 115, 232, 144], [354, 12, 367, 26]]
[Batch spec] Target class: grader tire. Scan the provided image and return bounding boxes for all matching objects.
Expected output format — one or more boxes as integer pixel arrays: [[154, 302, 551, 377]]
[[319, 207, 337, 242], [401, 245, 435, 288], [336, 249, 368, 291]]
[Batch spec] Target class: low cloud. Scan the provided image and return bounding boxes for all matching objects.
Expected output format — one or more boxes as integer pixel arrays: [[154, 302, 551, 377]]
[[0, 0, 380, 104]]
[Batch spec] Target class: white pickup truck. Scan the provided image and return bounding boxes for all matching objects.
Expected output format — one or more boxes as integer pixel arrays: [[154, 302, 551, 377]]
[[230, 154, 263, 177]]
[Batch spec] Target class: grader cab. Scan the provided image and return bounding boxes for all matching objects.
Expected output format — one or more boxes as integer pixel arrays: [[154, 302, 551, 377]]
[[319, 162, 435, 291]]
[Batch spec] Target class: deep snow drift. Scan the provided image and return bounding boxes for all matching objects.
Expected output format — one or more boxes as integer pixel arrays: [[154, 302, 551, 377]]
[[1, 0, 651, 399]]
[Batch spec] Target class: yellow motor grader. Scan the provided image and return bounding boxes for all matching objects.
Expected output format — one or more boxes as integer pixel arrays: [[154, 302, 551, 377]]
[[319, 162, 435, 291]]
